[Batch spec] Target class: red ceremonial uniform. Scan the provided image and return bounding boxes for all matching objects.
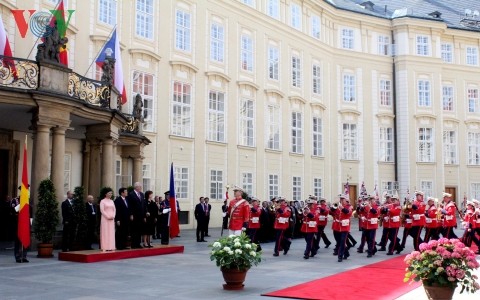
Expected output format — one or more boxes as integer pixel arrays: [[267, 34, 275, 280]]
[[364, 205, 380, 230], [411, 200, 426, 226], [248, 204, 261, 229], [228, 198, 250, 230], [358, 206, 367, 230], [443, 202, 457, 227], [330, 208, 341, 231], [301, 211, 319, 233], [424, 205, 438, 229], [464, 208, 476, 229], [274, 204, 291, 230], [387, 203, 402, 229], [338, 205, 353, 232], [317, 204, 329, 226], [403, 207, 413, 229]]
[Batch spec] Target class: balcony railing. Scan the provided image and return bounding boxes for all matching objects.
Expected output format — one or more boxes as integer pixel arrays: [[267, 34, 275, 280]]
[[68, 72, 111, 108], [0, 56, 39, 89]]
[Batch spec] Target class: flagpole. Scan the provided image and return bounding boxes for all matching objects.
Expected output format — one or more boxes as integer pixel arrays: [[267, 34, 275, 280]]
[[83, 25, 117, 77], [27, 0, 63, 60]]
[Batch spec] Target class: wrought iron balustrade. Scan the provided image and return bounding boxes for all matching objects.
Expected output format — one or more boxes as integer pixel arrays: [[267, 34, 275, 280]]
[[68, 73, 110, 107], [0, 56, 39, 89]]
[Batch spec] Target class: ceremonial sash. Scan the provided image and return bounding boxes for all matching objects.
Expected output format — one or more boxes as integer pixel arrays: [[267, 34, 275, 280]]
[[230, 199, 247, 218]]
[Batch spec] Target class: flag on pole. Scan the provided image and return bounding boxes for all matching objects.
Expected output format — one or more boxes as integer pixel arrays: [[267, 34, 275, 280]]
[[344, 180, 349, 195], [373, 184, 379, 197], [18, 136, 30, 247], [169, 163, 180, 238], [0, 14, 17, 77], [95, 28, 127, 104], [360, 181, 367, 197], [49, 0, 69, 66]]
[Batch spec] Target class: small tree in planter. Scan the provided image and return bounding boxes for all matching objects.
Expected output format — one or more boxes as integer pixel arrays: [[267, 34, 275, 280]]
[[71, 186, 88, 250], [33, 179, 60, 257]]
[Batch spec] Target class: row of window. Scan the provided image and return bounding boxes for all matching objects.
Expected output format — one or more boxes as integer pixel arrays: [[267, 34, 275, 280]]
[[138, 163, 480, 201]]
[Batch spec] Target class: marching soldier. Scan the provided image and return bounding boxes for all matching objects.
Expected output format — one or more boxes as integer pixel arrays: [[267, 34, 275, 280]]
[[356, 196, 368, 253], [440, 192, 458, 239], [273, 197, 291, 256], [313, 197, 331, 255], [408, 190, 426, 251], [377, 194, 392, 251], [462, 200, 480, 248], [247, 197, 262, 251], [330, 194, 353, 262], [301, 199, 319, 259], [400, 197, 413, 251], [385, 195, 403, 255], [227, 186, 250, 236], [423, 197, 440, 242], [361, 195, 379, 257]]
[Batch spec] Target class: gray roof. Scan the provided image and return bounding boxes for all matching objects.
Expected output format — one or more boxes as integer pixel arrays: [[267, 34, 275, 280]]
[[324, 0, 480, 32]]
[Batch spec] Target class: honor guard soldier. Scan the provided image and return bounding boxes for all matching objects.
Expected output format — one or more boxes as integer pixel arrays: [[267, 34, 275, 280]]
[[462, 200, 480, 249], [361, 195, 379, 257], [423, 197, 440, 242], [385, 194, 403, 255], [247, 197, 262, 251], [400, 196, 413, 251], [301, 199, 319, 259], [408, 190, 426, 251], [273, 197, 291, 256], [356, 196, 368, 253], [441, 192, 458, 239], [227, 186, 250, 236], [377, 194, 392, 251], [330, 194, 353, 262], [313, 197, 331, 254]]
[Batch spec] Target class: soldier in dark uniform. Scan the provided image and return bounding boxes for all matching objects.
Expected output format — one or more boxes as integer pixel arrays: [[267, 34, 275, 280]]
[[10, 194, 28, 263], [159, 191, 171, 245]]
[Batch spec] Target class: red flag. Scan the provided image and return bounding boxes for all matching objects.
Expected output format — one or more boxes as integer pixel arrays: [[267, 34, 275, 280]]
[[18, 136, 30, 247], [49, 0, 69, 66], [0, 14, 17, 77], [169, 163, 180, 238]]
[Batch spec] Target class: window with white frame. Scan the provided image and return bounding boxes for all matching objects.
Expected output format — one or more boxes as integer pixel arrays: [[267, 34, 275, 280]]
[[442, 86, 454, 111], [174, 167, 189, 199], [420, 181, 433, 198], [210, 169, 223, 200], [242, 0, 254, 7], [115, 160, 121, 192], [268, 45, 279, 80], [142, 164, 151, 191], [175, 10, 191, 52], [468, 132, 480, 165], [292, 55, 302, 87], [266, 0, 280, 19], [311, 15, 320, 39], [240, 98, 255, 146], [267, 104, 280, 150], [342, 123, 358, 160], [313, 178, 322, 198], [443, 131, 457, 165], [208, 90, 225, 142], [133, 71, 154, 131], [381, 181, 397, 196], [64, 153, 71, 195], [380, 79, 392, 106], [242, 172, 253, 196], [468, 88, 479, 113], [418, 80, 431, 107], [312, 64, 321, 95], [171, 81, 192, 137], [210, 23, 224, 63], [136, 0, 154, 39], [291, 112, 303, 153], [292, 176, 302, 201], [441, 43, 453, 63], [379, 127, 394, 162], [312, 117, 323, 156], [418, 128, 434, 162], [378, 35, 390, 55], [341, 28, 354, 49], [268, 174, 279, 200], [343, 74, 356, 102], [290, 3, 301, 30], [466, 46, 478, 66], [99, 0, 117, 25], [471, 183, 480, 199], [416, 35, 429, 56], [241, 35, 253, 71]]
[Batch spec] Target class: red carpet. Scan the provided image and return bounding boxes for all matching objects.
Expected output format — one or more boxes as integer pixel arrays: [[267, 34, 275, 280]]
[[263, 255, 421, 300], [58, 245, 184, 263]]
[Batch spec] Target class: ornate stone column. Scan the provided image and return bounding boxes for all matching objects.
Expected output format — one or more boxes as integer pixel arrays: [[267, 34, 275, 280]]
[[132, 156, 143, 185], [51, 126, 67, 203], [101, 138, 114, 189], [82, 141, 90, 193], [31, 124, 51, 210]]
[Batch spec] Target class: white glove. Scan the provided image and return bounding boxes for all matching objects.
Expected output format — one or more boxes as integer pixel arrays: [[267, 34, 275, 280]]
[[162, 208, 171, 214]]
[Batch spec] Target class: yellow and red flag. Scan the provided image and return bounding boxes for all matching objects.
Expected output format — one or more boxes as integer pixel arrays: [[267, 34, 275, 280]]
[[50, 0, 69, 66], [18, 136, 30, 247]]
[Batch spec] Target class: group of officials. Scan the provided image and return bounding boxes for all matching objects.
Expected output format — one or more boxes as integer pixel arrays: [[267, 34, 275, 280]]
[[220, 187, 480, 262], [61, 182, 176, 252]]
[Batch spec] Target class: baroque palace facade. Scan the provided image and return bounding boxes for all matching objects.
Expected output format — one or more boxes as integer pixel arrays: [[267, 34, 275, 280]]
[[1, 0, 480, 229]]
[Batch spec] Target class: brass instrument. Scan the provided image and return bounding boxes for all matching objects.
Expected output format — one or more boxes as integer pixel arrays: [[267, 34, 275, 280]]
[[332, 203, 339, 210]]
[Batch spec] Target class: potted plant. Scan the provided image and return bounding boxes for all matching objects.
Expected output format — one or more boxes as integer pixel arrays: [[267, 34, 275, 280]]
[[33, 179, 60, 258], [209, 232, 262, 290], [404, 238, 480, 300]]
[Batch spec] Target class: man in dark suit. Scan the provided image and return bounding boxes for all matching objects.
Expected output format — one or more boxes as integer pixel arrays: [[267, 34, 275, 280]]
[[85, 195, 97, 250], [194, 197, 207, 242], [61, 191, 75, 252], [127, 182, 145, 248], [114, 188, 130, 250], [204, 197, 212, 237]]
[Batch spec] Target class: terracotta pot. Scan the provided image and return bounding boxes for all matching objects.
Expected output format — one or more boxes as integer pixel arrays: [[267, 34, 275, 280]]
[[220, 267, 249, 290], [423, 283, 456, 300], [37, 243, 54, 258]]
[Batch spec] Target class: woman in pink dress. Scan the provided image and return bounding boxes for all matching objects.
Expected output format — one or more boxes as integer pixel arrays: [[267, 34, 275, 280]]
[[100, 189, 116, 251]]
